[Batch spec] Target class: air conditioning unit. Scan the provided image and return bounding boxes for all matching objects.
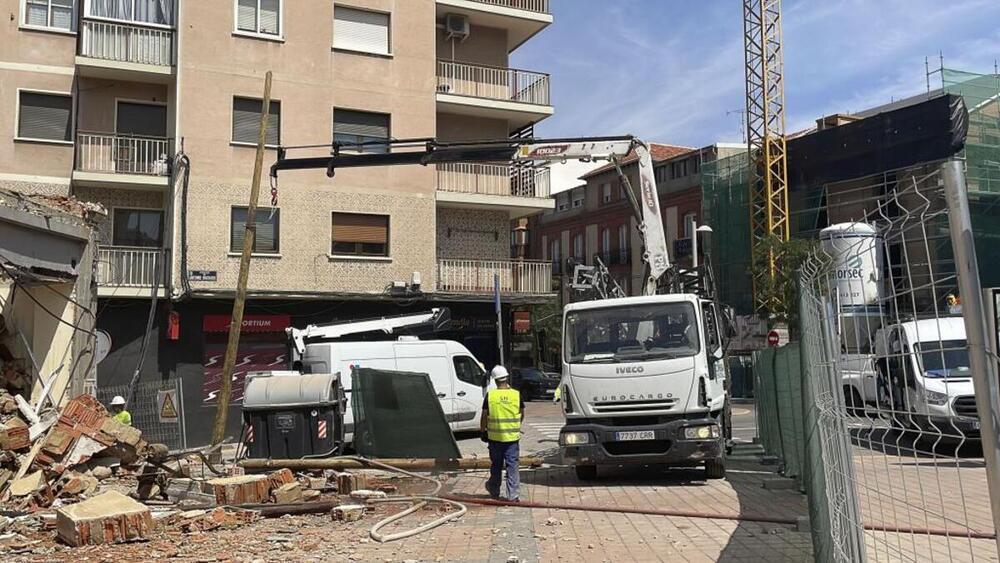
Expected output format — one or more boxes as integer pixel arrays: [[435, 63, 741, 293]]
[[445, 14, 470, 41]]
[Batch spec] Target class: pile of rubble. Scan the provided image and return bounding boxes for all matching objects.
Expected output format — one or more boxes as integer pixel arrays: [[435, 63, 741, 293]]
[[0, 392, 413, 555]]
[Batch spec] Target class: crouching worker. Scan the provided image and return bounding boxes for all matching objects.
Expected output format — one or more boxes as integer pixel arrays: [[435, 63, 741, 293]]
[[480, 366, 524, 501]]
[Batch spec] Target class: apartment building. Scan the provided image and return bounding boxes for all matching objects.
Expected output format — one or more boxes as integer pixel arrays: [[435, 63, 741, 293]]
[[525, 143, 744, 302], [0, 0, 555, 444]]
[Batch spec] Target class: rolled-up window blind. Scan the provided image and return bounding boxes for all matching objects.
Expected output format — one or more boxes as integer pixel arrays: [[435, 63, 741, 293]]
[[233, 97, 280, 146], [332, 213, 388, 244], [231, 207, 279, 253], [334, 7, 389, 55]]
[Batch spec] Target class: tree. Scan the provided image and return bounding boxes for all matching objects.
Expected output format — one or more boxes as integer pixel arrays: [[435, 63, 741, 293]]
[[751, 235, 816, 334]]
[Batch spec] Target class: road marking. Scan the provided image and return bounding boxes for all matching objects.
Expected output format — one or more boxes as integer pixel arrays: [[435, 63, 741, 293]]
[[528, 422, 564, 440], [732, 408, 752, 416]]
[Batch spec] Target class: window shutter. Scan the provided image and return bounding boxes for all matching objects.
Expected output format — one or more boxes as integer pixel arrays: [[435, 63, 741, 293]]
[[237, 0, 257, 31], [50, 0, 74, 30], [231, 208, 279, 252], [233, 98, 279, 145], [332, 213, 388, 244], [333, 109, 389, 140], [259, 0, 279, 34], [25, 0, 48, 26], [334, 7, 389, 54], [18, 92, 72, 141]]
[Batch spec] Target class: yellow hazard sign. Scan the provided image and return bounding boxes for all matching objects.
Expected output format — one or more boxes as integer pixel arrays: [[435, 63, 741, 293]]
[[158, 389, 180, 424]]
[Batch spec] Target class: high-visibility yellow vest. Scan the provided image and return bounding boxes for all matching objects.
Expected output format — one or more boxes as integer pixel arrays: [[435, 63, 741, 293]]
[[113, 410, 132, 426], [487, 388, 522, 442]]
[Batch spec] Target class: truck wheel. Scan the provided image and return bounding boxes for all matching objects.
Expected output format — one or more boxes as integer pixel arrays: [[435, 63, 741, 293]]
[[575, 465, 598, 481], [705, 458, 726, 479]]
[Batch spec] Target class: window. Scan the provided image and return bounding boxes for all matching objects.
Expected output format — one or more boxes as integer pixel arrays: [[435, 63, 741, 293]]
[[333, 6, 390, 55], [692, 157, 700, 175], [571, 191, 584, 208], [112, 209, 163, 247], [453, 356, 486, 387], [601, 183, 611, 203], [549, 239, 560, 273], [618, 224, 628, 254], [235, 0, 280, 37], [683, 213, 697, 239], [333, 109, 389, 153], [556, 194, 569, 212], [703, 302, 721, 353], [116, 101, 167, 137], [655, 166, 668, 184], [619, 183, 627, 200], [331, 212, 389, 257], [17, 91, 72, 142], [232, 97, 280, 146], [230, 207, 280, 253], [572, 233, 584, 260], [671, 160, 689, 180], [87, 0, 175, 25], [565, 301, 700, 363], [24, 0, 74, 30], [601, 229, 611, 262]]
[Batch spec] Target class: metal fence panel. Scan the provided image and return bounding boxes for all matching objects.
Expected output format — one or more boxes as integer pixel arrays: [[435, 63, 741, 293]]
[[96, 378, 186, 451], [798, 161, 1000, 562]]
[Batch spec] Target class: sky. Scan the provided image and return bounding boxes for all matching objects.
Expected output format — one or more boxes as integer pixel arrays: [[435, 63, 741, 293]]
[[513, 0, 1000, 164]]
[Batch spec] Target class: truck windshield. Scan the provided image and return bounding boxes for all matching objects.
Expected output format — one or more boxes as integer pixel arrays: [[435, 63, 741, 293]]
[[915, 339, 971, 378], [565, 302, 699, 364]]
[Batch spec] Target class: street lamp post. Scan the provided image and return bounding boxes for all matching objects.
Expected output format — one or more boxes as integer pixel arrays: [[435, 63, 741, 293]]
[[692, 222, 714, 269]]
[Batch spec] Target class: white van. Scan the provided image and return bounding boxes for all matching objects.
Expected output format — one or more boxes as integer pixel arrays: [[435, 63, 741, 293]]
[[872, 317, 979, 437], [298, 336, 492, 439]]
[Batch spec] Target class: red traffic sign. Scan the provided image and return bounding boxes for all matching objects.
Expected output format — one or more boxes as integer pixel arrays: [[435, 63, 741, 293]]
[[767, 330, 780, 347]]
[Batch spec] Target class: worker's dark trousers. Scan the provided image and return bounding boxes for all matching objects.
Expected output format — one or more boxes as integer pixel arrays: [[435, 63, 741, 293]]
[[486, 440, 520, 500]]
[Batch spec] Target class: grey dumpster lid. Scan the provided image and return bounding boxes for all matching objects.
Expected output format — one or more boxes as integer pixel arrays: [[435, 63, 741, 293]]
[[242, 371, 341, 409]]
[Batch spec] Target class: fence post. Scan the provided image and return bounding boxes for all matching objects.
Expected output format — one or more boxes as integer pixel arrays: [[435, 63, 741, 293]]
[[942, 159, 1000, 554]]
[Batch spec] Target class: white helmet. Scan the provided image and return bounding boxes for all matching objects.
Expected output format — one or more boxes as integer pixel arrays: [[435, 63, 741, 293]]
[[110, 395, 126, 406], [491, 366, 510, 382]]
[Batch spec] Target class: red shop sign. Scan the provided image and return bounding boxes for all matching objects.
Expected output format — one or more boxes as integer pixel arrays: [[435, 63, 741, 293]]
[[202, 314, 291, 334]]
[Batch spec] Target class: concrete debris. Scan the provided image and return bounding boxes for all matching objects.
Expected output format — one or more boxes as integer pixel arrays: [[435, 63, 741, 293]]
[[349, 489, 388, 501], [272, 482, 303, 504], [8, 470, 47, 497], [331, 504, 366, 522], [169, 507, 260, 533], [56, 491, 153, 546]]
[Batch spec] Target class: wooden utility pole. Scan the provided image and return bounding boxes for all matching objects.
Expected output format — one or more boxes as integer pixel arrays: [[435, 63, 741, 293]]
[[212, 71, 272, 445]]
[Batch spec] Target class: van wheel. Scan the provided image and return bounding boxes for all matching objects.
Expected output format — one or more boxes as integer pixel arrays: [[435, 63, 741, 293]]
[[575, 465, 598, 481], [844, 387, 865, 417], [705, 458, 726, 479]]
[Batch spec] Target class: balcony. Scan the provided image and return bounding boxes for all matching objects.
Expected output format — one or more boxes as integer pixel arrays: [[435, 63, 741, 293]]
[[437, 259, 553, 297], [76, 19, 176, 82], [73, 132, 172, 189], [436, 163, 553, 217], [435, 0, 552, 51], [97, 246, 168, 297], [436, 60, 553, 130]]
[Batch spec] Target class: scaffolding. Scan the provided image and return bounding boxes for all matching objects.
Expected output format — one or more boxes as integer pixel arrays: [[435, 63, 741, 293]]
[[702, 67, 1000, 315]]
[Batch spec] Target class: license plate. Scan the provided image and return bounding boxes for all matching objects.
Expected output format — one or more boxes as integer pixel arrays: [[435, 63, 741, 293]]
[[614, 430, 655, 441]]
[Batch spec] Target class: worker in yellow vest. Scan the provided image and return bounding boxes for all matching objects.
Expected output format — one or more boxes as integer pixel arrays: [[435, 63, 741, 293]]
[[109, 395, 132, 426], [480, 366, 524, 501]]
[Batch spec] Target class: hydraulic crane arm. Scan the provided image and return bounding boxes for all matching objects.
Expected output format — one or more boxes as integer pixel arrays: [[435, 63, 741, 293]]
[[270, 135, 671, 295], [287, 308, 450, 358]]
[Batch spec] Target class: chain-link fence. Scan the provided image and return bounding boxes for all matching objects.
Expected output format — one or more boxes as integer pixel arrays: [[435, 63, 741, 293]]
[[96, 377, 186, 451], [797, 160, 1000, 561]]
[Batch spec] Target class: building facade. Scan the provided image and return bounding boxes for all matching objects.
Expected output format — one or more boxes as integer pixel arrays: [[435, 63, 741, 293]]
[[1, 0, 556, 444], [524, 143, 744, 302]]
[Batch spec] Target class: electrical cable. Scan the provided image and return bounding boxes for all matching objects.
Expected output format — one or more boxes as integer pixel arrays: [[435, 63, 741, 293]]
[[125, 250, 163, 405], [0, 255, 97, 338]]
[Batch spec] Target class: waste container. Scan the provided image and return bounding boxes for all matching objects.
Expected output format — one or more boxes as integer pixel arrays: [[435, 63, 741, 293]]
[[242, 371, 346, 459]]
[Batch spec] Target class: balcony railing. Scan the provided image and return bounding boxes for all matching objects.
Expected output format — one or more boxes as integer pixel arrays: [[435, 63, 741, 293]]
[[437, 60, 551, 106], [438, 259, 553, 295], [76, 132, 172, 177], [97, 247, 167, 289], [80, 19, 175, 67], [437, 163, 550, 198], [462, 0, 550, 14]]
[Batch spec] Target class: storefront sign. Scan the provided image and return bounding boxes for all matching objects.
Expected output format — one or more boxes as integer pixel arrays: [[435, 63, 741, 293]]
[[203, 314, 291, 333], [513, 311, 532, 334]]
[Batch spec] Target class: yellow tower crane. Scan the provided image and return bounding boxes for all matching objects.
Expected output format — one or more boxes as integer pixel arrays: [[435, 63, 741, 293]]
[[743, 0, 790, 313]]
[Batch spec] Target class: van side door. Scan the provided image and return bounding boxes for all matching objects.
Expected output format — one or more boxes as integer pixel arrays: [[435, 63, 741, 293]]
[[393, 343, 456, 426], [452, 355, 488, 430]]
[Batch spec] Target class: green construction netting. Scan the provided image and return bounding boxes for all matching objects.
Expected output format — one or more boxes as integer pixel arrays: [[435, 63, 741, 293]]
[[351, 367, 461, 459], [702, 68, 1000, 312], [753, 345, 805, 487]]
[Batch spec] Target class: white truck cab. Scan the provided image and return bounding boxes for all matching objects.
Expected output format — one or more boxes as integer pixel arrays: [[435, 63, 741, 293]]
[[872, 317, 978, 437], [559, 293, 729, 480], [298, 337, 491, 440]]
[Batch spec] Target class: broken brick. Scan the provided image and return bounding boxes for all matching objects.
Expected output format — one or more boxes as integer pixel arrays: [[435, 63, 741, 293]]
[[267, 468, 295, 490], [0, 425, 30, 450], [272, 482, 302, 504], [208, 474, 271, 505], [56, 490, 153, 546], [332, 504, 365, 522]]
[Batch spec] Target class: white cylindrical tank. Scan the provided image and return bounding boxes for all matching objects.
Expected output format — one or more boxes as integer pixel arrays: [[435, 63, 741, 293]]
[[819, 222, 883, 310]]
